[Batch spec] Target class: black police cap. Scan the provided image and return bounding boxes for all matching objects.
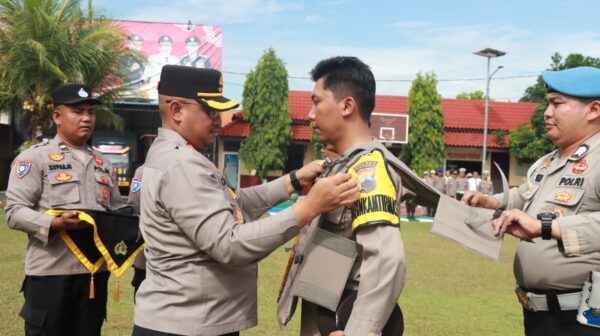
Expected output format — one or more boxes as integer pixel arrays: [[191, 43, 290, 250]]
[[158, 65, 239, 111], [51, 84, 100, 106]]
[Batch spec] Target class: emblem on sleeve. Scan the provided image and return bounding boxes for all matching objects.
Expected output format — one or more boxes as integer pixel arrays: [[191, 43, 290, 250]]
[[16, 160, 32, 178], [551, 207, 565, 218], [48, 153, 65, 161], [93, 155, 104, 166], [572, 159, 588, 175], [554, 191, 572, 203], [130, 178, 141, 193], [55, 173, 72, 182], [353, 160, 378, 193]]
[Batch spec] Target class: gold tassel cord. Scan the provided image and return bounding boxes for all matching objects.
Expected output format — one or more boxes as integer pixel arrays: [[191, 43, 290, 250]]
[[89, 274, 95, 299]]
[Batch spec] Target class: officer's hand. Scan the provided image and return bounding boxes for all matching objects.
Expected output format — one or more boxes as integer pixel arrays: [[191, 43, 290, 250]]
[[461, 191, 499, 209], [329, 331, 345, 336], [295, 160, 325, 188], [293, 173, 359, 227], [492, 209, 541, 240], [50, 212, 90, 231]]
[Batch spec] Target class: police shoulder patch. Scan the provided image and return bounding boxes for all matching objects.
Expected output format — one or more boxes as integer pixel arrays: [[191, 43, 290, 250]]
[[130, 178, 141, 193], [348, 150, 399, 232], [16, 160, 32, 178]]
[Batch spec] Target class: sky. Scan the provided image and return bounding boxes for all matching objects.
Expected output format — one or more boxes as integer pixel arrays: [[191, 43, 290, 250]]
[[93, 0, 600, 105]]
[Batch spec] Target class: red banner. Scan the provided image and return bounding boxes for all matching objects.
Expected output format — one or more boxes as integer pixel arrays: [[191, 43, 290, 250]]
[[113, 20, 222, 100]]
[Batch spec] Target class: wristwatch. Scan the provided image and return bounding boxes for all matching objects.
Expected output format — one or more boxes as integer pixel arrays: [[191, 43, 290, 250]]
[[289, 169, 303, 193], [537, 212, 556, 240]]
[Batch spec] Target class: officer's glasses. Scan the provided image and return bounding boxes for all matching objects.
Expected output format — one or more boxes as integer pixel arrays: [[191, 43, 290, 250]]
[[166, 100, 220, 119]]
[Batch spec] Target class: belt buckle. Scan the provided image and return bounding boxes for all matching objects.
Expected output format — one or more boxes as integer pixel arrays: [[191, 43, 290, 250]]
[[516, 288, 535, 311]]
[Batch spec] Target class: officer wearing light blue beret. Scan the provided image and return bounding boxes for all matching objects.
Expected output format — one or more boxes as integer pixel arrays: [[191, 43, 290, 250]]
[[463, 66, 600, 336]]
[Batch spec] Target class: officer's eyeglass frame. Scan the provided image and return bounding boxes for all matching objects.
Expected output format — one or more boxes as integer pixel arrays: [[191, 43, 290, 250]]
[[165, 99, 220, 119]]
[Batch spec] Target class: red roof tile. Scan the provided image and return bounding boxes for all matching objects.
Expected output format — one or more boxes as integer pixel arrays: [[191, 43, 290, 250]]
[[445, 131, 508, 148], [219, 121, 312, 141]]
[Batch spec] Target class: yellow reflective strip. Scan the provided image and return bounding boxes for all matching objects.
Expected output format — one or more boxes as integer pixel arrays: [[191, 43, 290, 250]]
[[202, 99, 238, 110], [196, 92, 223, 97]]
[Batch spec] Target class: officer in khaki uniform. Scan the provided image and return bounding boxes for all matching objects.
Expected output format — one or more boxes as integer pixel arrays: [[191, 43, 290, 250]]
[[477, 170, 494, 195], [278, 57, 438, 336], [5, 84, 123, 336], [454, 167, 469, 200], [464, 66, 600, 335], [132, 65, 359, 336], [127, 166, 145, 295]]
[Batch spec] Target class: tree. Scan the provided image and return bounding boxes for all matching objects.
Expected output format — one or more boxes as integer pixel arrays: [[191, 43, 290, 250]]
[[400, 71, 446, 173], [0, 0, 137, 141], [239, 48, 292, 181], [456, 90, 484, 100], [509, 53, 600, 163]]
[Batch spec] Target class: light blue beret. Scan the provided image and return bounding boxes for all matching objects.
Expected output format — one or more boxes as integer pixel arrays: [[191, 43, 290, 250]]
[[542, 66, 600, 98]]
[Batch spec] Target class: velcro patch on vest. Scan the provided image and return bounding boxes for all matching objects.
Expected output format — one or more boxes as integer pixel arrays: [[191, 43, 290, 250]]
[[349, 150, 399, 231]]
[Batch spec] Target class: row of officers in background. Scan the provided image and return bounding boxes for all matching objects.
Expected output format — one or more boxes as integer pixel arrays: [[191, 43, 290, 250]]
[[423, 167, 494, 200]]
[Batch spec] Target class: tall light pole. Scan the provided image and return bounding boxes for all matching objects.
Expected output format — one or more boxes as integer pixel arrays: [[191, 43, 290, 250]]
[[474, 48, 506, 175]]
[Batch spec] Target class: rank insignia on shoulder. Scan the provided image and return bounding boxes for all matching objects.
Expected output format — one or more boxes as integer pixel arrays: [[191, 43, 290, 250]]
[[58, 142, 68, 151], [554, 191, 572, 203], [55, 173, 73, 182], [572, 159, 588, 175], [16, 160, 32, 178], [130, 178, 141, 193], [93, 155, 104, 166], [48, 153, 65, 161], [571, 144, 589, 160]]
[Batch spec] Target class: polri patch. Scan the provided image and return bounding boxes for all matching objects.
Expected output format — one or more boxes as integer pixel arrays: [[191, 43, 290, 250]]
[[558, 176, 585, 187], [55, 173, 72, 182], [554, 191, 572, 203], [353, 160, 378, 193], [16, 160, 32, 178], [130, 178, 141, 193], [48, 153, 65, 161], [572, 159, 588, 175]]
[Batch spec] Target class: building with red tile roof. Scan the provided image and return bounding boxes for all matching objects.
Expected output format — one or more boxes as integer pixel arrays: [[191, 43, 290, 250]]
[[218, 90, 538, 188]]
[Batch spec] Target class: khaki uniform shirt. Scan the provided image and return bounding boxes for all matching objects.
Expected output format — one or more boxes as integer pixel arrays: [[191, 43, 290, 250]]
[[455, 176, 469, 194], [5, 136, 123, 275], [301, 140, 405, 336], [432, 175, 446, 194], [134, 128, 299, 336], [127, 166, 145, 270], [446, 177, 457, 198], [498, 131, 600, 290], [478, 179, 494, 195]]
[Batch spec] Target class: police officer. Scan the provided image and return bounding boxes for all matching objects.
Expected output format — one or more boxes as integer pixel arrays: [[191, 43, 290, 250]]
[[127, 166, 145, 295], [446, 170, 458, 198], [279, 57, 413, 336], [463, 66, 600, 335], [477, 170, 494, 195], [132, 65, 359, 336], [431, 168, 446, 217], [180, 35, 212, 69], [5, 84, 123, 336], [455, 167, 469, 200]]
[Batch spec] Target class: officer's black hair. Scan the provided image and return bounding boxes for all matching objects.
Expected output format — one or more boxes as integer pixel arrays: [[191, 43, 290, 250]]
[[310, 56, 375, 123]]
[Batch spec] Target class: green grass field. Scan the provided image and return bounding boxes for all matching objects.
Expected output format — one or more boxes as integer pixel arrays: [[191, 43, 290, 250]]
[[0, 212, 522, 335]]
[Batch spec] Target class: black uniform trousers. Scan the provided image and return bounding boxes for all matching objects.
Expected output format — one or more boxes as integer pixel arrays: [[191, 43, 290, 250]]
[[315, 290, 404, 336], [132, 325, 239, 336], [524, 309, 600, 336], [20, 271, 109, 336]]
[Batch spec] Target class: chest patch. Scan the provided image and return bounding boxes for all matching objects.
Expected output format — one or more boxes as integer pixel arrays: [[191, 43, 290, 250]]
[[48, 153, 65, 161], [55, 173, 73, 182], [558, 177, 585, 188], [554, 191, 572, 203], [93, 155, 104, 166], [572, 160, 588, 175], [49, 163, 73, 172]]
